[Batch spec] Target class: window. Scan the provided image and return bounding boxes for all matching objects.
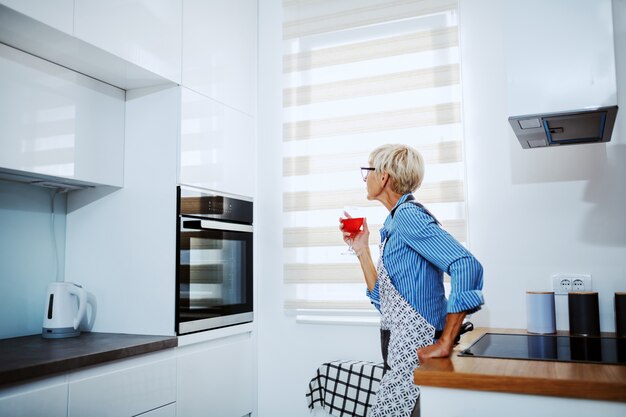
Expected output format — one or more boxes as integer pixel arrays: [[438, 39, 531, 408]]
[[282, 0, 466, 315]]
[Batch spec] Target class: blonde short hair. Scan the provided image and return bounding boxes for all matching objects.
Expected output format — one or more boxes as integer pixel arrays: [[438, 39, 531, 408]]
[[369, 144, 424, 194]]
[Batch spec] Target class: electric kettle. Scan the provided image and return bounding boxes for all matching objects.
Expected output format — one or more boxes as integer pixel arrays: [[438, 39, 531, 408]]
[[42, 282, 87, 339]]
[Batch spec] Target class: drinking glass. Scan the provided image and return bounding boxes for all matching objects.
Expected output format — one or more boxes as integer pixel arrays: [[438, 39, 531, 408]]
[[340, 206, 365, 255]]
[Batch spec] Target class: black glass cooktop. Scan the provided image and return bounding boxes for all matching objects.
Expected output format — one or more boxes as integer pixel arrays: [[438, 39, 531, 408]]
[[459, 333, 626, 365]]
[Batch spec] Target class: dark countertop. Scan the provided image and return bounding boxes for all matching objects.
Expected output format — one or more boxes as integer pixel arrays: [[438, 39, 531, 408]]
[[0, 332, 178, 386]]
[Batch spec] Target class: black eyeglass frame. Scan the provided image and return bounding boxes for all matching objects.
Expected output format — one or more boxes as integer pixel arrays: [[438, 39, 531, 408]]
[[360, 167, 375, 182]]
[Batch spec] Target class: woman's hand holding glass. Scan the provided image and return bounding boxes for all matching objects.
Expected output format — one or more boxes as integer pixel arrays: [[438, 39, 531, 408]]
[[339, 207, 369, 256]]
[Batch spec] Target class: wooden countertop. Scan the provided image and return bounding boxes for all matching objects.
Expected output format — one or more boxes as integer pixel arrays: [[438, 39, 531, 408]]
[[0, 332, 178, 386], [414, 328, 626, 403]]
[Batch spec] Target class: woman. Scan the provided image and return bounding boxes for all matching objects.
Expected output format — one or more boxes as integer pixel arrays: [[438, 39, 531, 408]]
[[340, 144, 484, 417]]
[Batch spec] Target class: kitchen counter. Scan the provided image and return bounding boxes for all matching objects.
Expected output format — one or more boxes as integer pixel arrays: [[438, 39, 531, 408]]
[[0, 332, 177, 386], [414, 328, 626, 403]]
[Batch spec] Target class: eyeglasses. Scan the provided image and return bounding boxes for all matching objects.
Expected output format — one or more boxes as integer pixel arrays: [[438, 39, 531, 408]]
[[360, 167, 375, 182]]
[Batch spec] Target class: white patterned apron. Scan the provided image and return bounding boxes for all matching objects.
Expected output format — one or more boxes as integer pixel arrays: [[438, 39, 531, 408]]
[[369, 238, 435, 417]]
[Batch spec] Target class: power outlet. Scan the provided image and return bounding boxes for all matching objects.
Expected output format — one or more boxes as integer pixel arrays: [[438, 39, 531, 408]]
[[572, 278, 585, 291], [555, 277, 571, 293], [552, 274, 592, 295]]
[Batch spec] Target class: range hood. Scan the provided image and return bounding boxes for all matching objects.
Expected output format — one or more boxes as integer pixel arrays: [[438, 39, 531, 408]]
[[508, 105, 618, 149], [503, 1, 618, 150]]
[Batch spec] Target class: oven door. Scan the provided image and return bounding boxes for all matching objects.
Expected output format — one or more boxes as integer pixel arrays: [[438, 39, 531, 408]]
[[177, 217, 253, 334]]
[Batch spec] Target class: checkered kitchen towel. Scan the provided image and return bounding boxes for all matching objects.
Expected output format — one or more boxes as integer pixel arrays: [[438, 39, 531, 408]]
[[306, 360, 384, 417]]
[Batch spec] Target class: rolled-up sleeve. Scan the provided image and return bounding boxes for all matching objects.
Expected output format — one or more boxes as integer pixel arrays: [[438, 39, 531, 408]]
[[366, 280, 381, 312], [446, 256, 484, 313]]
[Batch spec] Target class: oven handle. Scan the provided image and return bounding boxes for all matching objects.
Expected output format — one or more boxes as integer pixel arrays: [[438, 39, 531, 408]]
[[183, 218, 253, 233]]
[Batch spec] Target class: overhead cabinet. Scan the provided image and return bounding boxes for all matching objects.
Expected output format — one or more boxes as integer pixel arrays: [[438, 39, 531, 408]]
[[182, 0, 258, 116], [0, 43, 125, 188], [0, 0, 73, 34], [73, 0, 182, 84], [0, 0, 182, 84], [179, 88, 256, 198], [0, 1, 180, 90]]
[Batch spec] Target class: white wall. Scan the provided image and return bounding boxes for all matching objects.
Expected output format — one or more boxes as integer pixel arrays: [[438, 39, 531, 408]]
[[257, 3, 381, 417], [65, 85, 180, 336], [257, 1, 626, 416], [0, 182, 66, 339], [462, 0, 626, 332]]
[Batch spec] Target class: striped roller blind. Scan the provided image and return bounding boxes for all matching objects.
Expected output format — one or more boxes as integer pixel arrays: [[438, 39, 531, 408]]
[[283, 0, 466, 312]]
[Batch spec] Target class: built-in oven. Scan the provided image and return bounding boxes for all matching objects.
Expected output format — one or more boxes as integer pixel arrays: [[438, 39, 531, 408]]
[[176, 185, 253, 335]]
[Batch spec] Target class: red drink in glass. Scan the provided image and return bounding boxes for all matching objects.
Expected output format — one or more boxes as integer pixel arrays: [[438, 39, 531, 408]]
[[341, 217, 364, 234]]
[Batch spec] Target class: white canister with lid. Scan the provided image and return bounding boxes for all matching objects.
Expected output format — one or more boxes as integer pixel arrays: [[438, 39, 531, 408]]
[[526, 291, 557, 334]]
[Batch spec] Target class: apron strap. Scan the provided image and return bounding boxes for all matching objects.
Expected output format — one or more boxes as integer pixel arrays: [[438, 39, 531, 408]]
[[390, 194, 441, 226]]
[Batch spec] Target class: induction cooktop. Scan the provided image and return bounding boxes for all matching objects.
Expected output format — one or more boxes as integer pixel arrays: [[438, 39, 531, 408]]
[[459, 333, 626, 365]]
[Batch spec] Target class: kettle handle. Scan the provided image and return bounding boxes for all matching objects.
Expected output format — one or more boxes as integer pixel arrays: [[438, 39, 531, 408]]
[[68, 284, 88, 330]]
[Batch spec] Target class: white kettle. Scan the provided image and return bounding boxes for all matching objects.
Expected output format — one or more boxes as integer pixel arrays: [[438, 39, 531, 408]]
[[42, 282, 87, 339]]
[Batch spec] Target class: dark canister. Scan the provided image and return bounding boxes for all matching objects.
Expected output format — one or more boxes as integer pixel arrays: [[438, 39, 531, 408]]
[[616, 292, 626, 338], [568, 292, 600, 337]]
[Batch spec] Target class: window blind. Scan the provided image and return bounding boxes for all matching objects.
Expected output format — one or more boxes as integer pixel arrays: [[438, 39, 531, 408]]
[[283, 0, 465, 312]]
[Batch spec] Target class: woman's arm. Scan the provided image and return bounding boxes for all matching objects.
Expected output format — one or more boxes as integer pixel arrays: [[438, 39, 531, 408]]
[[356, 242, 378, 292], [417, 311, 466, 362], [341, 218, 377, 291]]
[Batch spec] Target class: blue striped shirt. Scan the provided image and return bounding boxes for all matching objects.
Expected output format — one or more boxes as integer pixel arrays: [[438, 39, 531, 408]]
[[366, 194, 484, 330]]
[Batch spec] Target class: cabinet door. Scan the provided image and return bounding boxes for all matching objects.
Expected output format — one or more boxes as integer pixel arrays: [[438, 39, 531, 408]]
[[180, 88, 256, 198], [74, 0, 182, 83], [0, 379, 68, 417], [69, 357, 177, 417], [0, 43, 125, 187], [0, 0, 73, 34], [182, 0, 258, 116], [177, 336, 254, 417]]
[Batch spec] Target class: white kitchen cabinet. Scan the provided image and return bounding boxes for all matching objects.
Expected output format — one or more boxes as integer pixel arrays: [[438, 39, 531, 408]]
[[0, 43, 125, 187], [182, 0, 258, 116], [177, 334, 255, 417], [0, 377, 68, 417], [74, 0, 182, 84], [0, 0, 73, 34], [68, 353, 177, 417], [137, 403, 176, 417], [179, 87, 256, 198], [0, 352, 177, 417], [420, 386, 626, 417]]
